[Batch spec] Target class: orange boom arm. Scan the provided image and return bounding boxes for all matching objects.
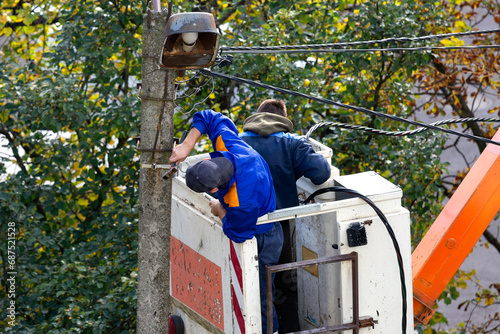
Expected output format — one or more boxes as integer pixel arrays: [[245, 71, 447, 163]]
[[412, 130, 500, 325]]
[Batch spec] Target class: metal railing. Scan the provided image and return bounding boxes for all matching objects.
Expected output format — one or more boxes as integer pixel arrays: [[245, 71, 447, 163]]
[[266, 252, 361, 334]]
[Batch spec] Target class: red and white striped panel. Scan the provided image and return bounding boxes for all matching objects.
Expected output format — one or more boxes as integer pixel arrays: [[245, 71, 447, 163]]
[[230, 240, 245, 334]]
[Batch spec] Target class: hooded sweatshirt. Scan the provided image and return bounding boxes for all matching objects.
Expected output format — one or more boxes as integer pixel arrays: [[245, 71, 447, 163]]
[[240, 112, 331, 209]]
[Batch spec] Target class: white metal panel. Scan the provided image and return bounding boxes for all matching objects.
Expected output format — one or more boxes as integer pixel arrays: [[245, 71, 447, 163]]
[[337, 209, 413, 333]]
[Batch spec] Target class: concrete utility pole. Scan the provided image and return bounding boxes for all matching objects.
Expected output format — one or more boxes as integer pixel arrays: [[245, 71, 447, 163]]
[[137, 8, 175, 334]]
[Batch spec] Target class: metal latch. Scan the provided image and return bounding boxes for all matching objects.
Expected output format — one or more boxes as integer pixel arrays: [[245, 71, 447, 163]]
[[346, 222, 368, 247], [359, 316, 378, 329]]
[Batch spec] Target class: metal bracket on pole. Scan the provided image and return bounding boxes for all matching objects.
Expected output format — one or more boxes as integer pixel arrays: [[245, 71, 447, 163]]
[[140, 163, 172, 169]]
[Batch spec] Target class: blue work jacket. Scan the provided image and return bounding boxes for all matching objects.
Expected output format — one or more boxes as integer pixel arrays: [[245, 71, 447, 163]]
[[192, 110, 277, 242]]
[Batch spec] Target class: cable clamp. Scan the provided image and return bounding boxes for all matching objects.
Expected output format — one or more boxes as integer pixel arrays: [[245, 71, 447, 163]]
[[141, 163, 173, 169], [137, 148, 172, 152], [138, 95, 174, 102], [141, 54, 160, 59]]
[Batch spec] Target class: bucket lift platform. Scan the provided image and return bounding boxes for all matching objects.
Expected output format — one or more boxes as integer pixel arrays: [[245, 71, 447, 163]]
[[170, 139, 414, 333]]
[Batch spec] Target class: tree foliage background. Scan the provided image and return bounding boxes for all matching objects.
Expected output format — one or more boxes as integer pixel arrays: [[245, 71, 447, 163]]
[[1, 0, 498, 333]]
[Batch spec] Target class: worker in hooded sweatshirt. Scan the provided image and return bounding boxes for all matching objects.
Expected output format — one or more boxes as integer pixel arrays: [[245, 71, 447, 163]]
[[240, 99, 332, 333]]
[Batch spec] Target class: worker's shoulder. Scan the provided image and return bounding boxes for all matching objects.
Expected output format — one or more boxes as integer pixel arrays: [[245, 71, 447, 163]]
[[281, 132, 303, 140], [266, 132, 306, 142]]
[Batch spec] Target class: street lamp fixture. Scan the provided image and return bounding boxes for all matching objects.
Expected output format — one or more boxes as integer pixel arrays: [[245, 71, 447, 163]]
[[160, 12, 220, 70]]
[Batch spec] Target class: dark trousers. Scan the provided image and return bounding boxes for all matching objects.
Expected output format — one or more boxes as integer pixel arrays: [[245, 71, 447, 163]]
[[256, 221, 284, 334], [274, 220, 301, 333]]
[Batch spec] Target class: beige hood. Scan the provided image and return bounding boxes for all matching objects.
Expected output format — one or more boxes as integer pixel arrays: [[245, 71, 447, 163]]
[[242, 112, 293, 136]]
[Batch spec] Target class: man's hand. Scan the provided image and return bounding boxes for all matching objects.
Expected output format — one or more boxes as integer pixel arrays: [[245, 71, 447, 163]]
[[169, 128, 202, 165], [209, 200, 226, 220], [169, 142, 192, 165]]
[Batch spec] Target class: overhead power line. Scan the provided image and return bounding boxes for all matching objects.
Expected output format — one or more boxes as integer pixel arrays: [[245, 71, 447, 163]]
[[220, 28, 500, 53], [305, 118, 500, 140], [220, 45, 500, 55], [199, 68, 500, 147]]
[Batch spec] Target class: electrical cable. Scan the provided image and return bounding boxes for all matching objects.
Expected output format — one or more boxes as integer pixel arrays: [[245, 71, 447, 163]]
[[220, 28, 500, 52], [219, 45, 500, 55], [175, 76, 212, 99], [305, 117, 500, 140], [174, 71, 202, 84], [174, 77, 215, 115], [199, 68, 500, 147], [303, 186, 407, 334]]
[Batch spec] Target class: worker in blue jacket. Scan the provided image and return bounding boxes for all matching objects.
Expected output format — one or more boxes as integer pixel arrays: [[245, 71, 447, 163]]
[[241, 99, 331, 333], [169, 109, 283, 334]]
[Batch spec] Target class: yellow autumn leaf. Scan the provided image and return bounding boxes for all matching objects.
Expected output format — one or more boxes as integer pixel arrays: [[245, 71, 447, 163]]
[[23, 25, 36, 34], [78, 198, 89, 207], [336, 83, 346, 93], [454, 20, 469, 31], [2, 27, 13, 36], [102, 193, 114, 206], [88, 193, 99, 201], [23, 14, 34, 26], [113, 185, 124, 193], [89, 93, 100, 101]]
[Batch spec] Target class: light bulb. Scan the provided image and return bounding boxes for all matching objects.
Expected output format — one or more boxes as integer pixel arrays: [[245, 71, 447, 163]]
[[181, 32, 198, 52]]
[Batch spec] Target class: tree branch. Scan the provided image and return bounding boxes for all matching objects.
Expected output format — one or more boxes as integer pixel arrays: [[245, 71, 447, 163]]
[[5, 16, 60, 30], [1, 0, 24, 11], [217, 0, 246, 25], [483, 228, 500, 254]]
